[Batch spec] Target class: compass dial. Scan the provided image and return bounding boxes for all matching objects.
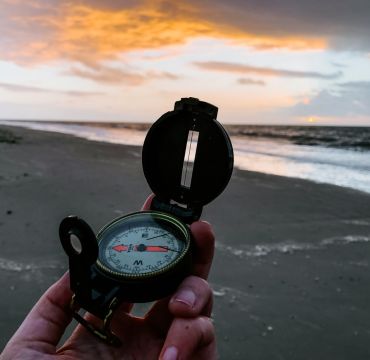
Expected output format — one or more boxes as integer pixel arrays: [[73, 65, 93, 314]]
[[96, 211, 190, 279]]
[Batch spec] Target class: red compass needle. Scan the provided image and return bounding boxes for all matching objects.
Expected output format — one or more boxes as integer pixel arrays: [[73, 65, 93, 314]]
[[112, 244, 180, 253], [141, 246, 168, 252], [141, 245, 181, 253], [112, 245, 128, 252]]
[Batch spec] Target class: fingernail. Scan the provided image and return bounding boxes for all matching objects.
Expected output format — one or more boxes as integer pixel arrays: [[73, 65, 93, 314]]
[[173, 289, 196, 307], [162, 346, 178, 360]]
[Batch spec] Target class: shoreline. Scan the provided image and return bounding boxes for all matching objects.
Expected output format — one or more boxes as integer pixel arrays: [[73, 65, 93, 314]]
[[1, 125, 370, 359], [2, 123, 370, 197]]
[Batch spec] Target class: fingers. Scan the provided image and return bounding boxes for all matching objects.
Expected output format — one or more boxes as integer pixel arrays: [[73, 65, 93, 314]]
[[4, 272, 73, 352], [146, 275, 213, 332], [169, 276, 213, 318], [190, 221, 215, 279], [159, 317, 216, 360], [141, 193, 155, 210]]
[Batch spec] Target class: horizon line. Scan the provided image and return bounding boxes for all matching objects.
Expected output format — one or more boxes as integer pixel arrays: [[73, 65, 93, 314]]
[[1, 119, 370, 128]]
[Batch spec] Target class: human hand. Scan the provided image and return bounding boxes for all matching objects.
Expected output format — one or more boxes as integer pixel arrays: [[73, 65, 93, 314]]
[[1, 195, 216, 359]]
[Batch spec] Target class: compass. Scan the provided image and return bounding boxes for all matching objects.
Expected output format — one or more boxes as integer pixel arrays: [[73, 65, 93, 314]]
[[59, 97, 233, 345], [96, 211, 191, 281]]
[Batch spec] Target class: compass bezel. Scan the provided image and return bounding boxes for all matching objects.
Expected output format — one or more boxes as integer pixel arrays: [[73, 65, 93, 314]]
[[95, 211, 191, 280]]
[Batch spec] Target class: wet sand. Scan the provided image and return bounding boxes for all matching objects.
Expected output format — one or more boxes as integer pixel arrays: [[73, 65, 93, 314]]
[[1, 125, 370, 359]]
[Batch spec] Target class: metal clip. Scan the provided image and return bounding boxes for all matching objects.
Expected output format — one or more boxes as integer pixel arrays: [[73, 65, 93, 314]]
[[70, 295, 121, 347]]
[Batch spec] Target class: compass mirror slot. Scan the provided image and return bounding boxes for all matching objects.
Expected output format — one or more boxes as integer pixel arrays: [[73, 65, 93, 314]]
[[181, 129, 199, 189]]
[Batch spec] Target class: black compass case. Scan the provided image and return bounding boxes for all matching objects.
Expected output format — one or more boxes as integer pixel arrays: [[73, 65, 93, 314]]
[[58, 97, 234, 346], [142, 97, 234, 223]]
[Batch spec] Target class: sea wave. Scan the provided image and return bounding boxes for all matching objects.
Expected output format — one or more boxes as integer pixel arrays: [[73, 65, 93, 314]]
[[2, 120, 370, 194], [226, 125, 370, 151], [0, 257, 64, 272], [216, 234, 370, 258]]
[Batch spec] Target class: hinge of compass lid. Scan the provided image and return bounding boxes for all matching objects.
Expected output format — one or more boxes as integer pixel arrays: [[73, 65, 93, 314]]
[[174, 97, 218, 119], [150, 196, 202, 224]]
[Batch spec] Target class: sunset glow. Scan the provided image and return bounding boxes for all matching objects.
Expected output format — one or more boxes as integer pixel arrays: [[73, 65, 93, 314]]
[[307, 117, 319, 123], [1, 0, 370, 125]]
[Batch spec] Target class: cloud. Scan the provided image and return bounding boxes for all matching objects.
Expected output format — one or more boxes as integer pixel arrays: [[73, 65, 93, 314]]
[[194, 61, 342, 79], [238, 78, 266, 86], [1, 0, 370, 69], [0, 1, 215, 65], [0, 82, 104, 96], [188, 0, 370, 51], [331, 62, 347, 69], [290, 81, 370, 117], [69, 67, 146, 86], [337, 81, 370, 90], [67, 64, 179, 85]]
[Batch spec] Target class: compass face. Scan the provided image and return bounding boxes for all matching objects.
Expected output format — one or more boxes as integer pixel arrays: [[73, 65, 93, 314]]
[[96, 211, 190, 279]]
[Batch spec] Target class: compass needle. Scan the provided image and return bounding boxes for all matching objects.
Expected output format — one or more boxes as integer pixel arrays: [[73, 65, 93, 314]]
[[144, 233, 170, 241], [112, 245, 128, 252]]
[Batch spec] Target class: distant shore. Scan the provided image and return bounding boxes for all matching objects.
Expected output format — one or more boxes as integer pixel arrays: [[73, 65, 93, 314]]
[[1, 125, 370, 359]]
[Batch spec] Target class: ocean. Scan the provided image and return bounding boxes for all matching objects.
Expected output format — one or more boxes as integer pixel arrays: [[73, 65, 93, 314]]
[[1, 120, 370, 194]]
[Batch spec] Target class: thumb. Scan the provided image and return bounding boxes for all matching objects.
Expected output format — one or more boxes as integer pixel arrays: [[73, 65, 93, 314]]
[[4, 272, 73, 354]]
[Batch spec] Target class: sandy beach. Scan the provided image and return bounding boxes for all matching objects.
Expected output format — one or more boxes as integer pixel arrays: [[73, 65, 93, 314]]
[[1, 125, 370, 359]]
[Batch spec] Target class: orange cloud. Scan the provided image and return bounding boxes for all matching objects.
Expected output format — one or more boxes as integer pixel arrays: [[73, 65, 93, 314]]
[[67, 65, 179, 85], [0, 0, 327, 66], [221, 33, 326, 51], [58, 3, 209, 62]]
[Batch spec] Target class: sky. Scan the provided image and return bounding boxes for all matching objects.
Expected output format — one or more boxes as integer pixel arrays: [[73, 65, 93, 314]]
[[1, 0, 370, 125]]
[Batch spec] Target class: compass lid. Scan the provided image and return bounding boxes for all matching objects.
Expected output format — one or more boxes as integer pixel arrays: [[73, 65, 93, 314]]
[[142, 98, 234, 222]]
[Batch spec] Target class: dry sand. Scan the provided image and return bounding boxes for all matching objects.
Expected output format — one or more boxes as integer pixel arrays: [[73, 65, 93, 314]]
[[1, 125, 370, 359]]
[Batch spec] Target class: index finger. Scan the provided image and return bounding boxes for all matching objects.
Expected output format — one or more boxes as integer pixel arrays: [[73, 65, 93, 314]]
[[190, 221, 215, 279]]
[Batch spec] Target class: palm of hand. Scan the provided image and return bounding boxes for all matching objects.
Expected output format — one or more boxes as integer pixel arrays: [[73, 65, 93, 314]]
[[1, 219, 215, 360], [57, 294, 212, 360], [57, 313, 170, 359]]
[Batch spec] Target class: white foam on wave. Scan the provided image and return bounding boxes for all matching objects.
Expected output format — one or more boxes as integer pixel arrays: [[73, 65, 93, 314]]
[[217, 234, 370, 258], [342, 219, 370, 226], [321, 235, 370, 245], [0, 257, 64, 272], [212, 283, 255, 312], [216, 241, 319, 258], [232, 136, 370, 194]]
